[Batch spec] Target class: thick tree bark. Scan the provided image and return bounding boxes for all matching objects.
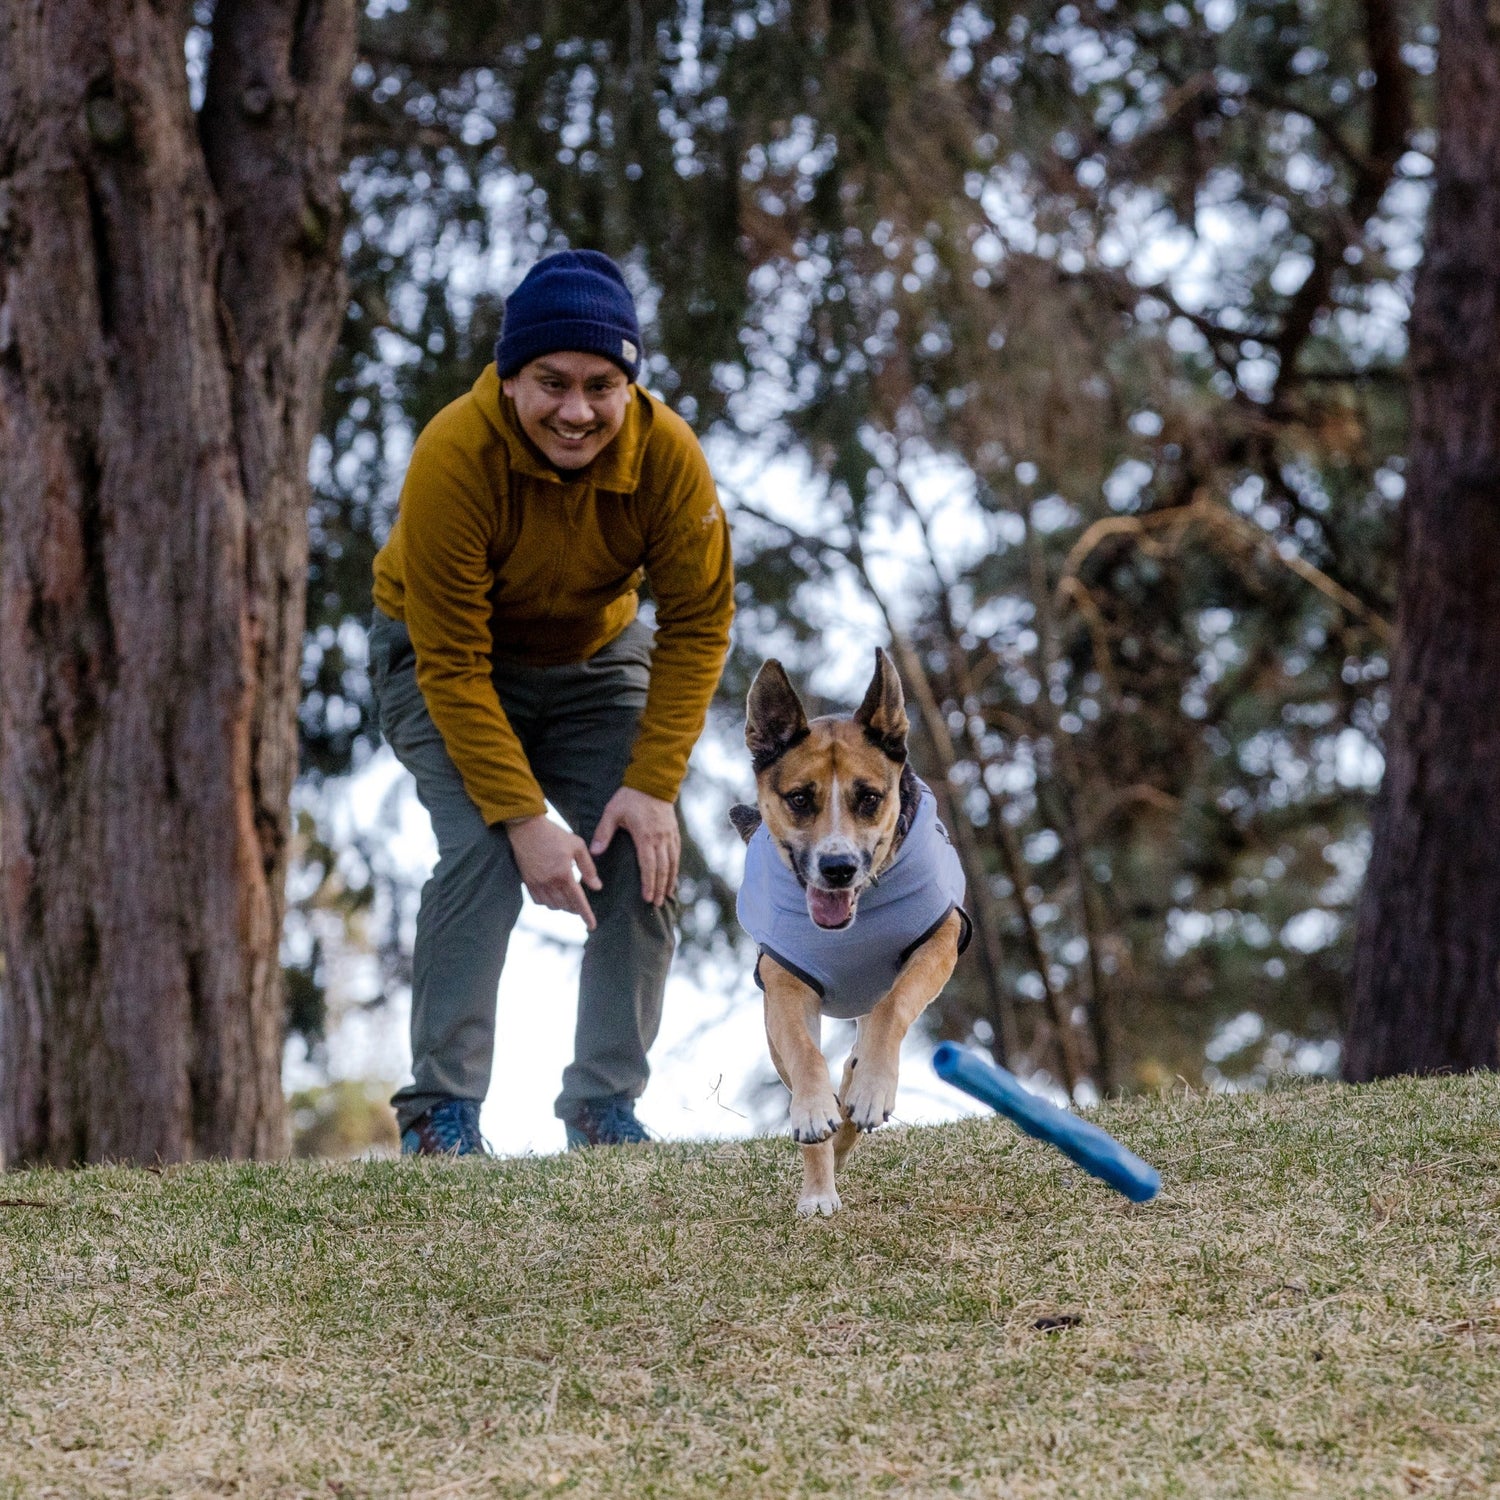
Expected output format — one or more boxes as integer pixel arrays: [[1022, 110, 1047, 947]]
[[1344, 0, 1500, 1080], [0, 0, 355, 1164]]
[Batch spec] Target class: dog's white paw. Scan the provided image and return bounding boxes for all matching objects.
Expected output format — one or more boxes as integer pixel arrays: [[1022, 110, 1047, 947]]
[[796, 1188, 842, 1217], [842, 1058, 898, 1132], [788, 1090, 842, 1144]]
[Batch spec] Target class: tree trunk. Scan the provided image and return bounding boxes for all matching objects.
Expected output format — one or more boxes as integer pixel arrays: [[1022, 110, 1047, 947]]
[[0, 0, 354, 1164], [1344, 0, 1500, 1080]]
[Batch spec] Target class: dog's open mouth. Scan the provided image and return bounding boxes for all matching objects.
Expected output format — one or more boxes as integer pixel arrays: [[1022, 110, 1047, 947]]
[[807, 886, 858, 930]]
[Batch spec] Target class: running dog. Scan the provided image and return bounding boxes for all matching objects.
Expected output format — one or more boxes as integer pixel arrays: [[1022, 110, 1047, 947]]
[[731, 650, 971, 1216]]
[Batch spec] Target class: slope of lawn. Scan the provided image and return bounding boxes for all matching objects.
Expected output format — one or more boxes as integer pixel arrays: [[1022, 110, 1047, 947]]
[[3, 1072, 1499, 1498]]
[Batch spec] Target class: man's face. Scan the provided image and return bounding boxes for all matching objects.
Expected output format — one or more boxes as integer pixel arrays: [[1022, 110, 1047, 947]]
[[502, 351, 631, 470]]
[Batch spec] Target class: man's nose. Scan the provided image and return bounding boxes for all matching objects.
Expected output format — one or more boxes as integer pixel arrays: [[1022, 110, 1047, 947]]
[[558, 387, 593, 423], [818, 852, 858, 888]]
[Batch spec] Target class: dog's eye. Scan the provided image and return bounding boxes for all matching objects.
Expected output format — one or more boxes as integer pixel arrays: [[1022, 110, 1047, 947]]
[[784, 788, 814, 814], [856, 789, 884, 817]]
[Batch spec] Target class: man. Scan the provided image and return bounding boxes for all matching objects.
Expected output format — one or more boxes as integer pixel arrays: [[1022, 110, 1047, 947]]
[[369, 249, 734, 1153]]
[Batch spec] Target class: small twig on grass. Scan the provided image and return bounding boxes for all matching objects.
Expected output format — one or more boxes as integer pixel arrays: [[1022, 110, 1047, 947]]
[[1154, 1140, 1245, 1167], [1404, 1156, 1496, 1175], [0, 1199, 53, 1209], [706, 1074, 747, 1121], [420, 1470, 508, 1499], [453, 1343, 515, 1364]]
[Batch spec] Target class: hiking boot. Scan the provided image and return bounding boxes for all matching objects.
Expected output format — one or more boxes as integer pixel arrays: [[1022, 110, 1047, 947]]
[[400, 1098, 487, 1157], [564, 1094, 651, 1149]]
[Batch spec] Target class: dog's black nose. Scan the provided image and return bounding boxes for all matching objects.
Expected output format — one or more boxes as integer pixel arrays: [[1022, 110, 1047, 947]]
[[818, 853, 858, 888]]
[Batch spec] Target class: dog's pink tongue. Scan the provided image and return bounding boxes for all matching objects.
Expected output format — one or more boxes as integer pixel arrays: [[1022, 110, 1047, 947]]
[[808, 887, 855, 929]]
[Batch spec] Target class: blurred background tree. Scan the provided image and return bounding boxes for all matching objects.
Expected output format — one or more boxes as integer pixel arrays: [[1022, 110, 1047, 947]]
[[292, 0, 1444, 1105]]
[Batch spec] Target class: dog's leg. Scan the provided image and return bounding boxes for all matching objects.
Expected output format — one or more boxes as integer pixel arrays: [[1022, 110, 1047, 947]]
[[768, 1034, 842, 1215], [761, 956, 844, 1216], [832, 1055, 861, 1172], [843, 909, 963, 1133], [776, 1028, 841, 1215], [796, 1138, 840, 1217], [762, 957, 841, 1144]]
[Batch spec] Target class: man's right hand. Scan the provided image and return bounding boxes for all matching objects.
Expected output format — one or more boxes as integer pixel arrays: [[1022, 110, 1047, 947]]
[[505, 814, 602, 931]]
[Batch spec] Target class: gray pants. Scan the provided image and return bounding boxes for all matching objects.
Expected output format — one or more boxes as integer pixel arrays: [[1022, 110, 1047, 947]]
[[369, 610, 676, 1132]]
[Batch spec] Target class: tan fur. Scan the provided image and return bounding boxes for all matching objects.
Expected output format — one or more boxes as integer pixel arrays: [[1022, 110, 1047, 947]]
[[744, 652, 962, 1217]]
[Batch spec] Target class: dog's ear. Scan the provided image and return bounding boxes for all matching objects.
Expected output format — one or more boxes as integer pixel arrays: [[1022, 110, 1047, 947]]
[[854, 648, 908, 762], [746, 659, 810, 772], [728, 803, 763, 843]]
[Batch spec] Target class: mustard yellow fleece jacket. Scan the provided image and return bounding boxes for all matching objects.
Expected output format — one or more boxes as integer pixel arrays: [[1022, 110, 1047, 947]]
[[372, 365, 734, 825]]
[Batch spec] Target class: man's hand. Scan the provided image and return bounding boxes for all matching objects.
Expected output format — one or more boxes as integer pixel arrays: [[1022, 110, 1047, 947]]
[[506, 815, 603, 931], [590, 787, 680, 906]]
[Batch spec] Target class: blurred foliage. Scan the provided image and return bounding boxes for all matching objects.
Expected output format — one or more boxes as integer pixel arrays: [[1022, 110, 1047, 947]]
[[289, 1079, 402, 1159], [281, 805, 413, 1063], [289, 0, 1433, 1092]]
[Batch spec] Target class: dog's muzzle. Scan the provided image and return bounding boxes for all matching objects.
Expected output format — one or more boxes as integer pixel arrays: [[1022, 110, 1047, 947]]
[[806, 850, 868, 929]]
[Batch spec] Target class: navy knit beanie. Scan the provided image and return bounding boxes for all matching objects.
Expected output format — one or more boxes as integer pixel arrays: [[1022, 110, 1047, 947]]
[[494, 249, 643, 381]]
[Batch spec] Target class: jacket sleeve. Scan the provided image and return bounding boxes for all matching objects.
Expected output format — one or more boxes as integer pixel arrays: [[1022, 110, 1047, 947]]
[[622, 425, 735, 803], [399, 427, 547, 824]]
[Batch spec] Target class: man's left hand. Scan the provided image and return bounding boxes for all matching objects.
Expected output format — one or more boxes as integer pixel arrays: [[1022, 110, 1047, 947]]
[[590, 787, 680, 906]]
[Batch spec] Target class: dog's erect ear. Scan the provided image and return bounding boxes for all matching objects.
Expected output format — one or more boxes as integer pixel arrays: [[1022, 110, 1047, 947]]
[[854, 648, 909, 762], [746, 659, 810, 772]]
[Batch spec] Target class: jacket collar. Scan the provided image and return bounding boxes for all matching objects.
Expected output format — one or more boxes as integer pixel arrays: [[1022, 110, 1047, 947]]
[[473, 363, 652, 492]]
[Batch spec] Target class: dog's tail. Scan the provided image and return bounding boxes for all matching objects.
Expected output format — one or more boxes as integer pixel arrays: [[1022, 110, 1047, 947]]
[[728, 803, 762, 843]]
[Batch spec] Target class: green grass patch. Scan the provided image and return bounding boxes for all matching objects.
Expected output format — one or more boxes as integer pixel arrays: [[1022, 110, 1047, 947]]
[[4, 1074, 1500, 1497]]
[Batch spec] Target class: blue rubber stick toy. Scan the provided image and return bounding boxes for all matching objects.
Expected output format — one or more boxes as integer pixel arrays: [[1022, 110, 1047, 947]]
[[932, 1042, 1161, 1203]]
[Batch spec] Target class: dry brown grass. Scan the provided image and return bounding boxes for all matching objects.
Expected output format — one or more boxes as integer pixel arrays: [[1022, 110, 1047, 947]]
[[3, 1072, 1500, 1498]]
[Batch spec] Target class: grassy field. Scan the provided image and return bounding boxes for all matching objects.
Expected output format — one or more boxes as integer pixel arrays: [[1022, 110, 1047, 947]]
[[3, 1074, 1500, 1499]]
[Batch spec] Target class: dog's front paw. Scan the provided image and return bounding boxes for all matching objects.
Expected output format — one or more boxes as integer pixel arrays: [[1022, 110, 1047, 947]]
[[796, 1187, 842, 1217], [788, 1089, 843, 1143], [842, 1057, 898, 1132]]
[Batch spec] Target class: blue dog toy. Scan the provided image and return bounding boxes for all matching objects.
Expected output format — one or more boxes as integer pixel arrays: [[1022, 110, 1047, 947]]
[[932, 1042, 1161, 1203]]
